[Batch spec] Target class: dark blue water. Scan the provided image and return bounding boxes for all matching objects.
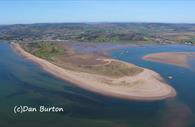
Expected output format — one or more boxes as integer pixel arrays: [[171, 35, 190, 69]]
[[112, 44, 195, 127], [1, 42, 195, 127]]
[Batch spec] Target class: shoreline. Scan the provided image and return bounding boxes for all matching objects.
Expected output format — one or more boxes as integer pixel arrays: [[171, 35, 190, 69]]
[[11, 42, 176, 101], [143, 52, 195, 68]]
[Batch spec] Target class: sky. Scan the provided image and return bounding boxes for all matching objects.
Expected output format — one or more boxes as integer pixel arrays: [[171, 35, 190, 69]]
[[0, 0, 195, 24]]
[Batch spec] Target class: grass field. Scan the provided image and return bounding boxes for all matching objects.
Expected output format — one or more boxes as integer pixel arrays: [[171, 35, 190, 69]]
[[33, 43, 64, 60]]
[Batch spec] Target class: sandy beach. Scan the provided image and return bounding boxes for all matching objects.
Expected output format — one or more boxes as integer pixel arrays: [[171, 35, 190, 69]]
[[143, 52, 195, 68], [11, 42, 176, 101]]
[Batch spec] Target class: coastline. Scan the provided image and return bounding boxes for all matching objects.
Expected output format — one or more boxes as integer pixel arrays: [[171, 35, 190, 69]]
[[11, 42, 176, 101], [143, 52, 195, 68]]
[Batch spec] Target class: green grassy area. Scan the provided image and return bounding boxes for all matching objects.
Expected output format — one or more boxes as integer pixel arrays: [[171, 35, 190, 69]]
[[33, 43, 64, 60]]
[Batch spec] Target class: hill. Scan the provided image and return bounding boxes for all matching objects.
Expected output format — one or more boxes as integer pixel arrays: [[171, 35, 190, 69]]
[[1, 23, 195, 44]]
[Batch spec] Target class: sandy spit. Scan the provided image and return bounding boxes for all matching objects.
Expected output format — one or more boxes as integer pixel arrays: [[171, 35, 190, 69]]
[[11, 42, 176, 101]]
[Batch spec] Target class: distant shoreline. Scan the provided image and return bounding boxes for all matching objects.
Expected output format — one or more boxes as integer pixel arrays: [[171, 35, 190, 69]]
[[11, 42, 176, 101]]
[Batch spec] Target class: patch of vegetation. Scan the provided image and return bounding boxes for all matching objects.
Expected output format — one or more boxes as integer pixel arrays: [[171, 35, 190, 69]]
[[189, 37, 195, 44], [104, 79, 144, 87], [180, 37, 195, 44], [55, 60, 143, 78], [87, 61, 144, 78], [33, 43, 64, 60]]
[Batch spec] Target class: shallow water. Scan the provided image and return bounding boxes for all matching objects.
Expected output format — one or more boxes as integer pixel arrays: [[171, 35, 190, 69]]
[[0, 42, 195, 127]]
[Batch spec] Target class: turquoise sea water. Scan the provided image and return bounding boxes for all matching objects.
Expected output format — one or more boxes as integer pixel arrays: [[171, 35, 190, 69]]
[[0, 42, 195, 127]]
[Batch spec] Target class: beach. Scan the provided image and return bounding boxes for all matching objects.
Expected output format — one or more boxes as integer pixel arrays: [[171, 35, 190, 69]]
[[11, 42, 176, 101], [143, 52, 195, 68]]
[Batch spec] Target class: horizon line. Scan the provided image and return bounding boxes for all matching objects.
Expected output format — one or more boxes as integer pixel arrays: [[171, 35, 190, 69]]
[[1, 21, 195, 26]]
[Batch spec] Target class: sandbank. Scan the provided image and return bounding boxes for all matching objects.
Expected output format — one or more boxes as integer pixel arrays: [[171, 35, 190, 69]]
[[143, 52, 195, 68]]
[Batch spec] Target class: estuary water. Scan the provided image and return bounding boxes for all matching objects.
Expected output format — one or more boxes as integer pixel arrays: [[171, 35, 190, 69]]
[[0, 42, 195, 127]]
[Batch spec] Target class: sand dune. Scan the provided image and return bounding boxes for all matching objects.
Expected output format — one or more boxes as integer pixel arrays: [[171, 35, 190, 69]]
[[11, 42, 176, 101]]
